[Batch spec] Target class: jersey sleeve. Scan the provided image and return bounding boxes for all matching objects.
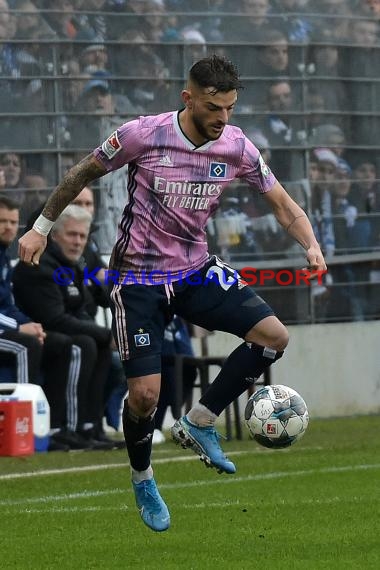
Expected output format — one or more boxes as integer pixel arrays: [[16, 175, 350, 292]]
[[93, 118, 145, 172], [236, 135, 277, 193]]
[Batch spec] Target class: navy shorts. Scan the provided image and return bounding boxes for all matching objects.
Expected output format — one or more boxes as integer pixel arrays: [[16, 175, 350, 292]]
[[109, 256, 274, 374]]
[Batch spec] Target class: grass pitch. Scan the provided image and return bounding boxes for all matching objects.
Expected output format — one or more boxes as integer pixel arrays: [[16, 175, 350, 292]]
[[0, 416, 379, 570]]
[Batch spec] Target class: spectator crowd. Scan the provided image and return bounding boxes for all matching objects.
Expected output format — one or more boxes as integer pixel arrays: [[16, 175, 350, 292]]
[[1, 0, 380, 447]]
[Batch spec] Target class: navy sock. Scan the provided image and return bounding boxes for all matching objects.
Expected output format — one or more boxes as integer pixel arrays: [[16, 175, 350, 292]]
[[200, 343, 283, 416], [122, 401, 155, 471]]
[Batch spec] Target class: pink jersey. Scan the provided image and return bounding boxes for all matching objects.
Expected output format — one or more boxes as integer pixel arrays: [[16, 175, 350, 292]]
[[93, 110, 277, 284]]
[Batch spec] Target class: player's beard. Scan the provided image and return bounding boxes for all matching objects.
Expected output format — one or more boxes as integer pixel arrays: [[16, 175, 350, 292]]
[[193, 114, 224, 141]]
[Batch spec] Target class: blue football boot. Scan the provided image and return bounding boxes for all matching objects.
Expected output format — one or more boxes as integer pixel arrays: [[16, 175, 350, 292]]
[[171, 416, 236, 474], [132, 478, 170, 532]]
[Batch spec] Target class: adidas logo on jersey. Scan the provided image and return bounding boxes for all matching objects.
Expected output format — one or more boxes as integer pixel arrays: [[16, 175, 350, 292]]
[[158, 155, 173, 167]]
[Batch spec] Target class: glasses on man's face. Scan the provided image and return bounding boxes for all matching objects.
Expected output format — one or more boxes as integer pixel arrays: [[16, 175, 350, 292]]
[[1, 159, 21, 167]]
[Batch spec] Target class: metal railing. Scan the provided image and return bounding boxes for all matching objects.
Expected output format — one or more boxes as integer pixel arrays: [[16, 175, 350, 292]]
[[1, 7, 379, 323]]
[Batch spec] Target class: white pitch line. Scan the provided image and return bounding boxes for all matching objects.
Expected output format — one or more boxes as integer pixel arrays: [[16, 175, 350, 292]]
[[2, 495, 379, 516], [0, 462, 379, 508], [0, 446, 325, 482], [0, 452, 245, 481]]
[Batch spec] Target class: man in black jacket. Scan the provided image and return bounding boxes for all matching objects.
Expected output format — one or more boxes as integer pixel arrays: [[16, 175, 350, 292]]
[[71, 186, 127, 432], [13, 204, 114, 447], [0, 194, 86, 451]]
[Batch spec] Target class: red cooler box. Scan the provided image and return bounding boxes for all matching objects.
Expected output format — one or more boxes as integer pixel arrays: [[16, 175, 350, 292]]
[[0, 400, 34, 456]]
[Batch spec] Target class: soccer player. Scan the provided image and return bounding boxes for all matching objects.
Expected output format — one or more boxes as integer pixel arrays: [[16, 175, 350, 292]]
[[18, 55, 327, 532]]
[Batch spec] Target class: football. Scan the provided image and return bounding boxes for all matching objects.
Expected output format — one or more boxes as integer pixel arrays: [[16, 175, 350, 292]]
[[245, 384, 309, 449]]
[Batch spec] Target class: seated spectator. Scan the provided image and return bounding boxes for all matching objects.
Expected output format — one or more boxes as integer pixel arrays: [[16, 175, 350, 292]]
[[66, 77, 139, 250], [80, 76, 141, 116], [71, 186, 128, 436], [310, 123, 347, 159], [350, 15, 379, 46], [58, 58, 90, 114], [306, 37, 348, 114], [72, 186, 108, 308], [0, 152, 26, 203], [310, 147, 339, 259], [237, 30, 293, 111], [69, 0, 108, 41], [310, 0, 353, 43], [39, 0, 79, 39], [258, 80, 306, 182], [190, 0, 226, 42], [0, 152, 28, 254], [349, 155, 380, 249], [69, 76, 144, 150], [12, 205, 117, 448], [221, 0, 282, 43], [304, 88, 328, 138], [0, 0, 53, 154], [328, 158, 368, 320], [13, 0, 56, 40], [0, 194, 87, 451], [0, 0, 18, 114], [180, 25, 208, 70], [109, 22, 175, 111], [306, 40, 343, 78], [271, 0, 313, 42], [341, 17, 380, 146], [0, 153, 51, 250], [353, 0, 380, 20], [254, 30, 291, 78], [21, 173, 52, 228], [123, 50, 175, 114], [332, 157, 357, 256], [11, 0, 56, 109], [78, 42, 110, 75]]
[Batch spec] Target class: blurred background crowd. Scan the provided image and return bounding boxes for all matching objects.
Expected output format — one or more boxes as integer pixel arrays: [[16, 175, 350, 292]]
[[1, 0, 380, 324]]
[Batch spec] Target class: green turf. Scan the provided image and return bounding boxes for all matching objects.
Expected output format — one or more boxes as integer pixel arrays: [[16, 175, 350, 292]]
[[0, 416, 379, 569]]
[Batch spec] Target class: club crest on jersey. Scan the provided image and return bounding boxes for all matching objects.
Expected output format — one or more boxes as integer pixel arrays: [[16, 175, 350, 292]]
[[101, 131, 122, 159], [209, 162, 227, 178], [134, 333, 151, 347]]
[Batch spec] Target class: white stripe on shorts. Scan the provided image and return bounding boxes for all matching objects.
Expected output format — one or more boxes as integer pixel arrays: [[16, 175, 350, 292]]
[[110, 284, 129, 360], [0, 338, 29, 383]]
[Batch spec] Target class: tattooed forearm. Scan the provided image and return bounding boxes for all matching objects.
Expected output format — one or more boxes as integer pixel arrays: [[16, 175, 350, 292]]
[[42, 154, 106, 221]]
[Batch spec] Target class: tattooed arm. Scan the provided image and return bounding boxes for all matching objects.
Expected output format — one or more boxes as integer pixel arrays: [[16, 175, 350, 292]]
[[42, 154, 106, 221], [18, 155, 107, 265], [263, 181, 327, 273]]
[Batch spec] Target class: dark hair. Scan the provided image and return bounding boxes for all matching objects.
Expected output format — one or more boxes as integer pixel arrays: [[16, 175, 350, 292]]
[[189, 54, 243, 93], [0, 194, 20, 211]]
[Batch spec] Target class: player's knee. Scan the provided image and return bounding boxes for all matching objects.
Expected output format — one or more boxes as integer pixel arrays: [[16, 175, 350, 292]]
[[122, 354, 161, 415], [271, 324, 289, 352], [128, 384, 159, 415], [246, 320, 289, 352]]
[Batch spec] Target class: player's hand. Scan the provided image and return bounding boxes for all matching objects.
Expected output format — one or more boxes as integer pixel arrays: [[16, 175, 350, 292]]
[[18, 229, 47, 266], [304, 245, 327, 279], [19, 322, 46, 345]]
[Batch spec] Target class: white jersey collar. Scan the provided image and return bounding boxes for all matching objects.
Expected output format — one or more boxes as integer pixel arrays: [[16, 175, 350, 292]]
[[173, 111, 217, 152]]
